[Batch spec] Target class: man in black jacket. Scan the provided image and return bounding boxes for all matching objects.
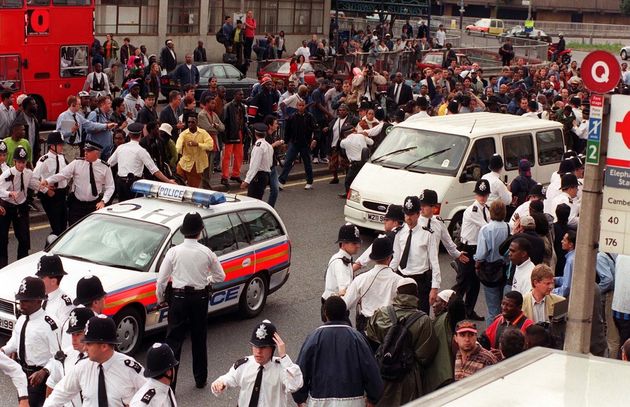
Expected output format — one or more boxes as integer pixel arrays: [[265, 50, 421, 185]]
[[221, 89, 249, 186], [387, 72, 413, 107], [160, 39, 178, 73], [136, 92, 158, 124], [278, 100, 316, 190], [159, 90, 183, 141]]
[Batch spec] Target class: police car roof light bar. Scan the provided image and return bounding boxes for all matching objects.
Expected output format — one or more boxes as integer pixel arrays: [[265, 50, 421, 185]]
[[131, 180, 227, 207]]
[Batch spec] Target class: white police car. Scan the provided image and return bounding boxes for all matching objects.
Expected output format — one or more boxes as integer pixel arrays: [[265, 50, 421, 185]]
[[0, 181, 291, 354]]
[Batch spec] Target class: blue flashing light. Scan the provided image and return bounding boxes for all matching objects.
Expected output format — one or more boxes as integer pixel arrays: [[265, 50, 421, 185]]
[[131, 180, 226, 207], [131, 180, 153, 196], [191, 190, 226, 206]]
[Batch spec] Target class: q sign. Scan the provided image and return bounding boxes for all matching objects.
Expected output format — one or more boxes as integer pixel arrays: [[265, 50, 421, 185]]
[[581, 50, 621, 94], [26, 9, 50, 36]]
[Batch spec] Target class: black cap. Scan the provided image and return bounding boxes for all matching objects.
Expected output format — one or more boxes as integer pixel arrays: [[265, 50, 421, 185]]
[[369, 237, 394, 261], [562, 150, 577, 160], [529, 183, 546, 199], [374, 107, 386, 121], [180, 212, 204, 236], [489, 154, 504, 171], [127, 122, 144, 135], [359, 101, 371, 110], [560, 173, 579, 190], [15, 276, 47, 301], [570, 155, 584, 169], [66, 307, 95, 334], [36, 254, 67, 277], [474, 179, 491, 195], [340, 124, 355, 135], [403, 196, 421, 214], [337, 223, 361, 243], [73, 275, 107, 305], [384, 204, 404, 223], [558, 158, 575, 174], [253, 122, 268, 135], [419, 189, 438, 206], [144, 343, 179, 378], [84, 140, 103, 151], [0, 141, 6, 153], [13, 146, 28, 161], [81, 315, 120, 344], [47, 131, 64, 145], [250, 320, 277, 348], [145, 92, 156, 99]]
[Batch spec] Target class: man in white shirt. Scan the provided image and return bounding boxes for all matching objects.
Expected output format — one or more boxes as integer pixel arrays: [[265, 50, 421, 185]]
[[572, 108, 589, 154], [0, 91, 16, 139], [294, 40, 311, 61], [36, 254, 73, 345], [130, 343, 179, 407], [481, 153, 512, 205], [548, 173, 580, 227], [344, 237, 402, 332], [510, 238, 535, 295], [435, 25, 447, 48], [340, 127, 373, 195]]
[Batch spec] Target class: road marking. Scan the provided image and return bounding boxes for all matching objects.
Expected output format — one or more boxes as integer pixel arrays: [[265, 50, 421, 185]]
[[232, 174, 345, 195], [8, 223, 50, 236]]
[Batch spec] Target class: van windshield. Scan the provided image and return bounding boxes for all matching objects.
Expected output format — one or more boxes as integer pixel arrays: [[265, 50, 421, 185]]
[[371, 127, 469, 176]]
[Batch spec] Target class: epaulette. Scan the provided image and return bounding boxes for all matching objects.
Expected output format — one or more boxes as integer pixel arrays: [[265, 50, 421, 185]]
[[44, 315, 58, 331], [75, 157, 85, 160], [39, 155, 48, 162], [100, 159, 110, 167], [472, 206, 478, 212], [140, 389, 156, 404], [124, 359, 142, 374], [61, 294, 72, 306], [255, 140, 262, 147], [233, 357, 249, 370], [5, 174, 13, 182], [436, 216, 444, 223]]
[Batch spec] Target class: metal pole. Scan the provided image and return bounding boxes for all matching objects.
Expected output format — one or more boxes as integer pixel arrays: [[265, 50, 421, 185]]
[[336, 9, 340, 51], [528, 0, 532, 20], [563, 95, 610, 354], [459, 0, 465, 35]]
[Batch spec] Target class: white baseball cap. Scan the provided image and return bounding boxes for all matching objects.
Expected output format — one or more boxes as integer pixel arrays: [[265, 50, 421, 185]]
[[437, 289, 456, 303], [396, 277, 417, 289], [158, 123, 173, 136]]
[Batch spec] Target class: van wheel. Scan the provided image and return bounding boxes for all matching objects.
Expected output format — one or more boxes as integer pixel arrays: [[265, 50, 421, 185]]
[[239, 274, 268, 318], [448, 211, 464, 247], [622, 50, 628, 60], [114, 307, 144, 355]]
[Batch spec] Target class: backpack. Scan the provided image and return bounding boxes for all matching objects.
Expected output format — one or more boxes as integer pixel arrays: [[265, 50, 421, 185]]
[[375, 306, 425, 382], [216, 29, 227, 44]]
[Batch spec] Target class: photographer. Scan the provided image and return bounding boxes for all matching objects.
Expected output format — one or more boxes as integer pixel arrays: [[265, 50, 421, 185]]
[[351, 63, 386, 105]]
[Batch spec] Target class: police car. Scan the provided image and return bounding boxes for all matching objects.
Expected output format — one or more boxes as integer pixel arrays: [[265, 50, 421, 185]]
[[0, 181, 291, 354]]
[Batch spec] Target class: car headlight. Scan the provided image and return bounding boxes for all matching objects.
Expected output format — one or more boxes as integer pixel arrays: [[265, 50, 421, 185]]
[[348, 189, 361, 203]]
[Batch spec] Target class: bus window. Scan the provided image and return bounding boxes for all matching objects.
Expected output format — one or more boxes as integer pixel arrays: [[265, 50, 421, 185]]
[[60, 46, 88, 77], [0, 55, 21, 92], [53, 0, 91, 5], [28, 0, 50, 5], [0, 0, 22, 7]]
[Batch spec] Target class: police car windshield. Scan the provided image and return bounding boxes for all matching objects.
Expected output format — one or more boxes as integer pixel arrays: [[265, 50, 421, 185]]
[[48, 214, 170, 272], [371, 127, 468, 175]]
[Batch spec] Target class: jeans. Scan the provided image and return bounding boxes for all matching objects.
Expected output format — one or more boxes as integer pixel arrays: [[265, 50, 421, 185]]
[[268, 166, 279, 207], [483, 284, 503, 325], [279, 143, 313, 184]]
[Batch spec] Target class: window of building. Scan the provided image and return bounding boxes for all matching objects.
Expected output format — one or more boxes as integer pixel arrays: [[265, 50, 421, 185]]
[[95, 0, 159, 35], [167, 0, 200, 35]]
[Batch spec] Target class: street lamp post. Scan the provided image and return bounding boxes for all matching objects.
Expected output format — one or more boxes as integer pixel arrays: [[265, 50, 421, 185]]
[[459, 0, 465, 34]]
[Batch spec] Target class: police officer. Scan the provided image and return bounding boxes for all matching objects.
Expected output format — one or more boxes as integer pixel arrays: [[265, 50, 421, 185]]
[[44, 315, 146, 407], [36, 254, 73, 343], [107, 122, 176, 201], [549, 173, 580, 227], [130, 343, 178, 407], [242, 122, 274, 200], [34, 131, 69, 235], [454, 179, 490, 321], [0, 145, 43, 267], [0, 352, 29, 406], [74, 275, 108, 315], [354, 204, 405, 271], [1, 277, 59, 407], [156, 212, 226, 390], [390, 196, 443, 314], [45, 307, 93, 406], [211, 320, 303, 407], [41, 140, 115, 226], [0, 140, 9, 173], [481, 153, 511, 205]]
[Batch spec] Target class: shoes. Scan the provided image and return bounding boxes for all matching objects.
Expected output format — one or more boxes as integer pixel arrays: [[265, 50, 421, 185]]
[[195, 381, 207, 389], [312, 157, 320, 164], [329, 178, 339, 184], [320, 157, 329, 164], [278, 182, 285, 191], [230, 176, 243, 183], [220, 178, 229, 187], [467, 311, 485, 321], [304, 184, 313, 190]]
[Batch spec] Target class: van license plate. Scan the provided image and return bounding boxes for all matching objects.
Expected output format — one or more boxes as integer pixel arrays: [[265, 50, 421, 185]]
[[0, 316, 14, 331], [368, 213, 385, 223]]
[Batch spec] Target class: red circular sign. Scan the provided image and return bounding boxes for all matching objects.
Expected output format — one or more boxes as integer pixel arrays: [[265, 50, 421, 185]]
[[581, 50, 621, 94]]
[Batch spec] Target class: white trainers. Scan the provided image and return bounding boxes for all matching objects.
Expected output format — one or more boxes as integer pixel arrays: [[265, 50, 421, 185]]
[[312, 157, 320, 164], [279, 182, 285, 191], [320, 157, 330, 164], [304, 183, 313, 190]]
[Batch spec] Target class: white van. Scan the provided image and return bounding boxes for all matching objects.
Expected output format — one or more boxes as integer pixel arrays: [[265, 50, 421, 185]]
[[344, 113, 564, 240]]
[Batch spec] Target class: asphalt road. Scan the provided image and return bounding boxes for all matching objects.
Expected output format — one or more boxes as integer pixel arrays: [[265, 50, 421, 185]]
[[0, 173, 488, 406]]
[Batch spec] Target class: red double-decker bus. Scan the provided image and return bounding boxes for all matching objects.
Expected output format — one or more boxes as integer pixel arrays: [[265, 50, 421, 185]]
[[0, 0, 94, 121]]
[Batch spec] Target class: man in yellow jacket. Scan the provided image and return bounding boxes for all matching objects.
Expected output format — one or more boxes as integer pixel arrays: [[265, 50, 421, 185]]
[[176, 113, 213, 187], [522, 264, 565, 323]]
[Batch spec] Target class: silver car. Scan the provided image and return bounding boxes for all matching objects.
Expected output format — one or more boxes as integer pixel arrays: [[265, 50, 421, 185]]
[[621, 45, 630, 60]]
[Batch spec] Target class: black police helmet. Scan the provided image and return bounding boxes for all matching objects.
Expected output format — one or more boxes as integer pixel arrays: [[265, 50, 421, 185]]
[[73, 275, 107, 306], [180, 212, 204, 237], [336, 223, 361, 243], [369, 237, 394, 261], [250, 320, 277, 348], [36, 254, 67, 277], [15, 276, 47, 301], [144, 343, 179, 378], [66, 307, 96, 334]]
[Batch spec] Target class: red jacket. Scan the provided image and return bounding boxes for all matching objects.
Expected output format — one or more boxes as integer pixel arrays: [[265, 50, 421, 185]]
[[484, 312, 533, 349]]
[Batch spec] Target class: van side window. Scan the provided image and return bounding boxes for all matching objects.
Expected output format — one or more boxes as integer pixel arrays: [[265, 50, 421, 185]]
[[239, 210, 284, 244], [503, 134, 534, 170], [536, 129, 564, 166], [461, 138, 496, 183]]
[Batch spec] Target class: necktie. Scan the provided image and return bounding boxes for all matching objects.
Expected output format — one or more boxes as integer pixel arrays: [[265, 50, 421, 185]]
[[98, 364, 107, 407], [89, 162, 98, 197], [482, 205, 488, 222], [168, 388, 176, 407], [54, 155, 60, 188], [20, 172, 24, 192], [399, 229, 413, 270], [395, 84, 401, 104], [42, 300, 47, 310], [76, 352, 85, 364], [18, 315, 29, 363], [71, 113, 79, 144], [248, 365, 264, 407]]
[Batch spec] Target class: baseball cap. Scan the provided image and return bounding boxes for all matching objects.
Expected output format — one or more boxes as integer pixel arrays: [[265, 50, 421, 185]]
[[455, 320, 478, 334], [437, 289, 456, 303]]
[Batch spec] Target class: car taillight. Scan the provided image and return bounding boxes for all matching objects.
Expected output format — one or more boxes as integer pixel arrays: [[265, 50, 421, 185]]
[[433, 204, 441, 216]]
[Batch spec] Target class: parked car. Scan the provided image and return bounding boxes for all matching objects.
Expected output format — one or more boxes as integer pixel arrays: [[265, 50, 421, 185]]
[[416, 51, 473, 71], [621, 45, 630, 60], [160, 63, 258, 101], [501, 26, 552, 43], [257, 59, 352, 86], [466, 18, 505, 36]]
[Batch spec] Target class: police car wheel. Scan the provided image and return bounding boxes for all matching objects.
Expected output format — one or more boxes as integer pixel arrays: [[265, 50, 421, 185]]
[[448, 211, 464, 247], [114, 308, 144, 355], [239, 274, 268, 318]]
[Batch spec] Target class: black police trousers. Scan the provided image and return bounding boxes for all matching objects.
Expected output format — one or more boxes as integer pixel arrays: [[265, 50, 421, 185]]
[[166, 288, 209, 390], [0, 201, 30, 268], [345, 161, 364, 193], [115, 175, 139, 202], [67, 194, 99, 226], [38, 188, 68, 236], [247, 171, 270, 200], [453, 244, 481, 316]]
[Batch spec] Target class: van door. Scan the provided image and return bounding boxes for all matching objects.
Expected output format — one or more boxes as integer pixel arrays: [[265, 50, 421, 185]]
[[534, 128, 565, 184], [501, 133, 535, 185]]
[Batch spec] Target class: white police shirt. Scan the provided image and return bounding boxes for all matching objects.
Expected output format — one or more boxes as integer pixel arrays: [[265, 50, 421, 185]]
[[340, 133, 374, 162], [481, 171, 511, 205], [46, 346, 87, 407], [130, 378, 177, 407], [343, 265, 402, 317], [33, 152, 68, 190], [44, 351, 146, 407], [460, 200, 489, 246], [509, 200, 532, 230], [549, 191, 580, 227], [0, 167, 42, 205], [390, 219, 442, 288], [213, 355, 303, 407], [47, 158, 115, 203], [0, 351, 28, 399], [107, 140, 160, 178], [43, 288, 73, 346], [0, 162, 10, 174], [1, 308, 59, 367], [245, 138, 274, 184], [323, 249, 354, 300]]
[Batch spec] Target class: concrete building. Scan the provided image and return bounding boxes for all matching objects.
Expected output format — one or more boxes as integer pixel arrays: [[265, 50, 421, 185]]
[[95, 0, 331, 63]]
